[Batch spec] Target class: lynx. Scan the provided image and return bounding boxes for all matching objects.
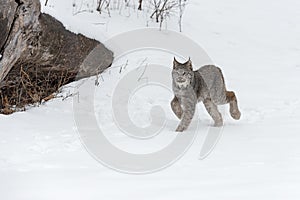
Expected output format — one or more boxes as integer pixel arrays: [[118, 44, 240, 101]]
[[171, 58, 241, 132]]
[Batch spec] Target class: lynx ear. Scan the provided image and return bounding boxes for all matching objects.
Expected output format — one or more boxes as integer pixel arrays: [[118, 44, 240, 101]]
[[173, 57, 180, 69], [184, 57, 193, 70]]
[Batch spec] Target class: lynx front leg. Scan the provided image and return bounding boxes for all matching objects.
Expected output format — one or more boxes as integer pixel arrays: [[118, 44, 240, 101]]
[[171, 96, 182, 119], [175, 98, 196, 132], [203, 98, 223, 127], [226, 91, 241, 120]]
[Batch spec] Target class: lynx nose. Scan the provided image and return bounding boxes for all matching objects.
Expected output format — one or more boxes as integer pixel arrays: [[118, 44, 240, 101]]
[[177, 77, 186, 83]]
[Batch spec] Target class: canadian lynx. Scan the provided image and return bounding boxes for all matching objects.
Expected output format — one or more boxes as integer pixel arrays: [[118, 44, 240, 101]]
[[171, 58, 241, 132]]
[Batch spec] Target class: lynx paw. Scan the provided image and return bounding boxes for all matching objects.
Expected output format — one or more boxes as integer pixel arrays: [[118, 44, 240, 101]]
[[175, 125, 186, 132], [214, 121, 223, 127], [230, 110, 241, 120]]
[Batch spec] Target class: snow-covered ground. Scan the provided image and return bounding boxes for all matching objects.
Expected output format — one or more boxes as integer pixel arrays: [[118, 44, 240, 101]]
[[1, 0, 300, 199]]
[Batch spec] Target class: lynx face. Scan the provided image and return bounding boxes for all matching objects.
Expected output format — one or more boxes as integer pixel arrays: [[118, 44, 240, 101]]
[[172, 58, 194, 88]]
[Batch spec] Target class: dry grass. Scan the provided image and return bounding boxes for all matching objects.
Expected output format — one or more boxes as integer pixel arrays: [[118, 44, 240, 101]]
[[0, 63, 77, 114]]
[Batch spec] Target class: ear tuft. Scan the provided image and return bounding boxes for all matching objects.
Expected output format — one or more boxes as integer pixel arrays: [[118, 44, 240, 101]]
[[173, 57, 180, 69], [184, 57, 193, 70]]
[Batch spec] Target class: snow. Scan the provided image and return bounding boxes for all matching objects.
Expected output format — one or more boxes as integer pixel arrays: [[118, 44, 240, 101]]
[[1, 0, 300, 199]]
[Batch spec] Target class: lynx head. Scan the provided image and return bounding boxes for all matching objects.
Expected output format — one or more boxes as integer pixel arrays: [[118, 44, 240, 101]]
[[172, 57, 194, 88]]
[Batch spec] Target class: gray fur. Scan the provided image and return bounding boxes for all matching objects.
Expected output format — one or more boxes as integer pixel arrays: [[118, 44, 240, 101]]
[[171, 58, 241, 132]]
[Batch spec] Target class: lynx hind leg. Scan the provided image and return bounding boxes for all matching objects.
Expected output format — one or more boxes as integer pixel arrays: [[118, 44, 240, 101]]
[[171, 96, 182, 119], [203, 98, 223, 127], [226, 91, 241, 120]]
